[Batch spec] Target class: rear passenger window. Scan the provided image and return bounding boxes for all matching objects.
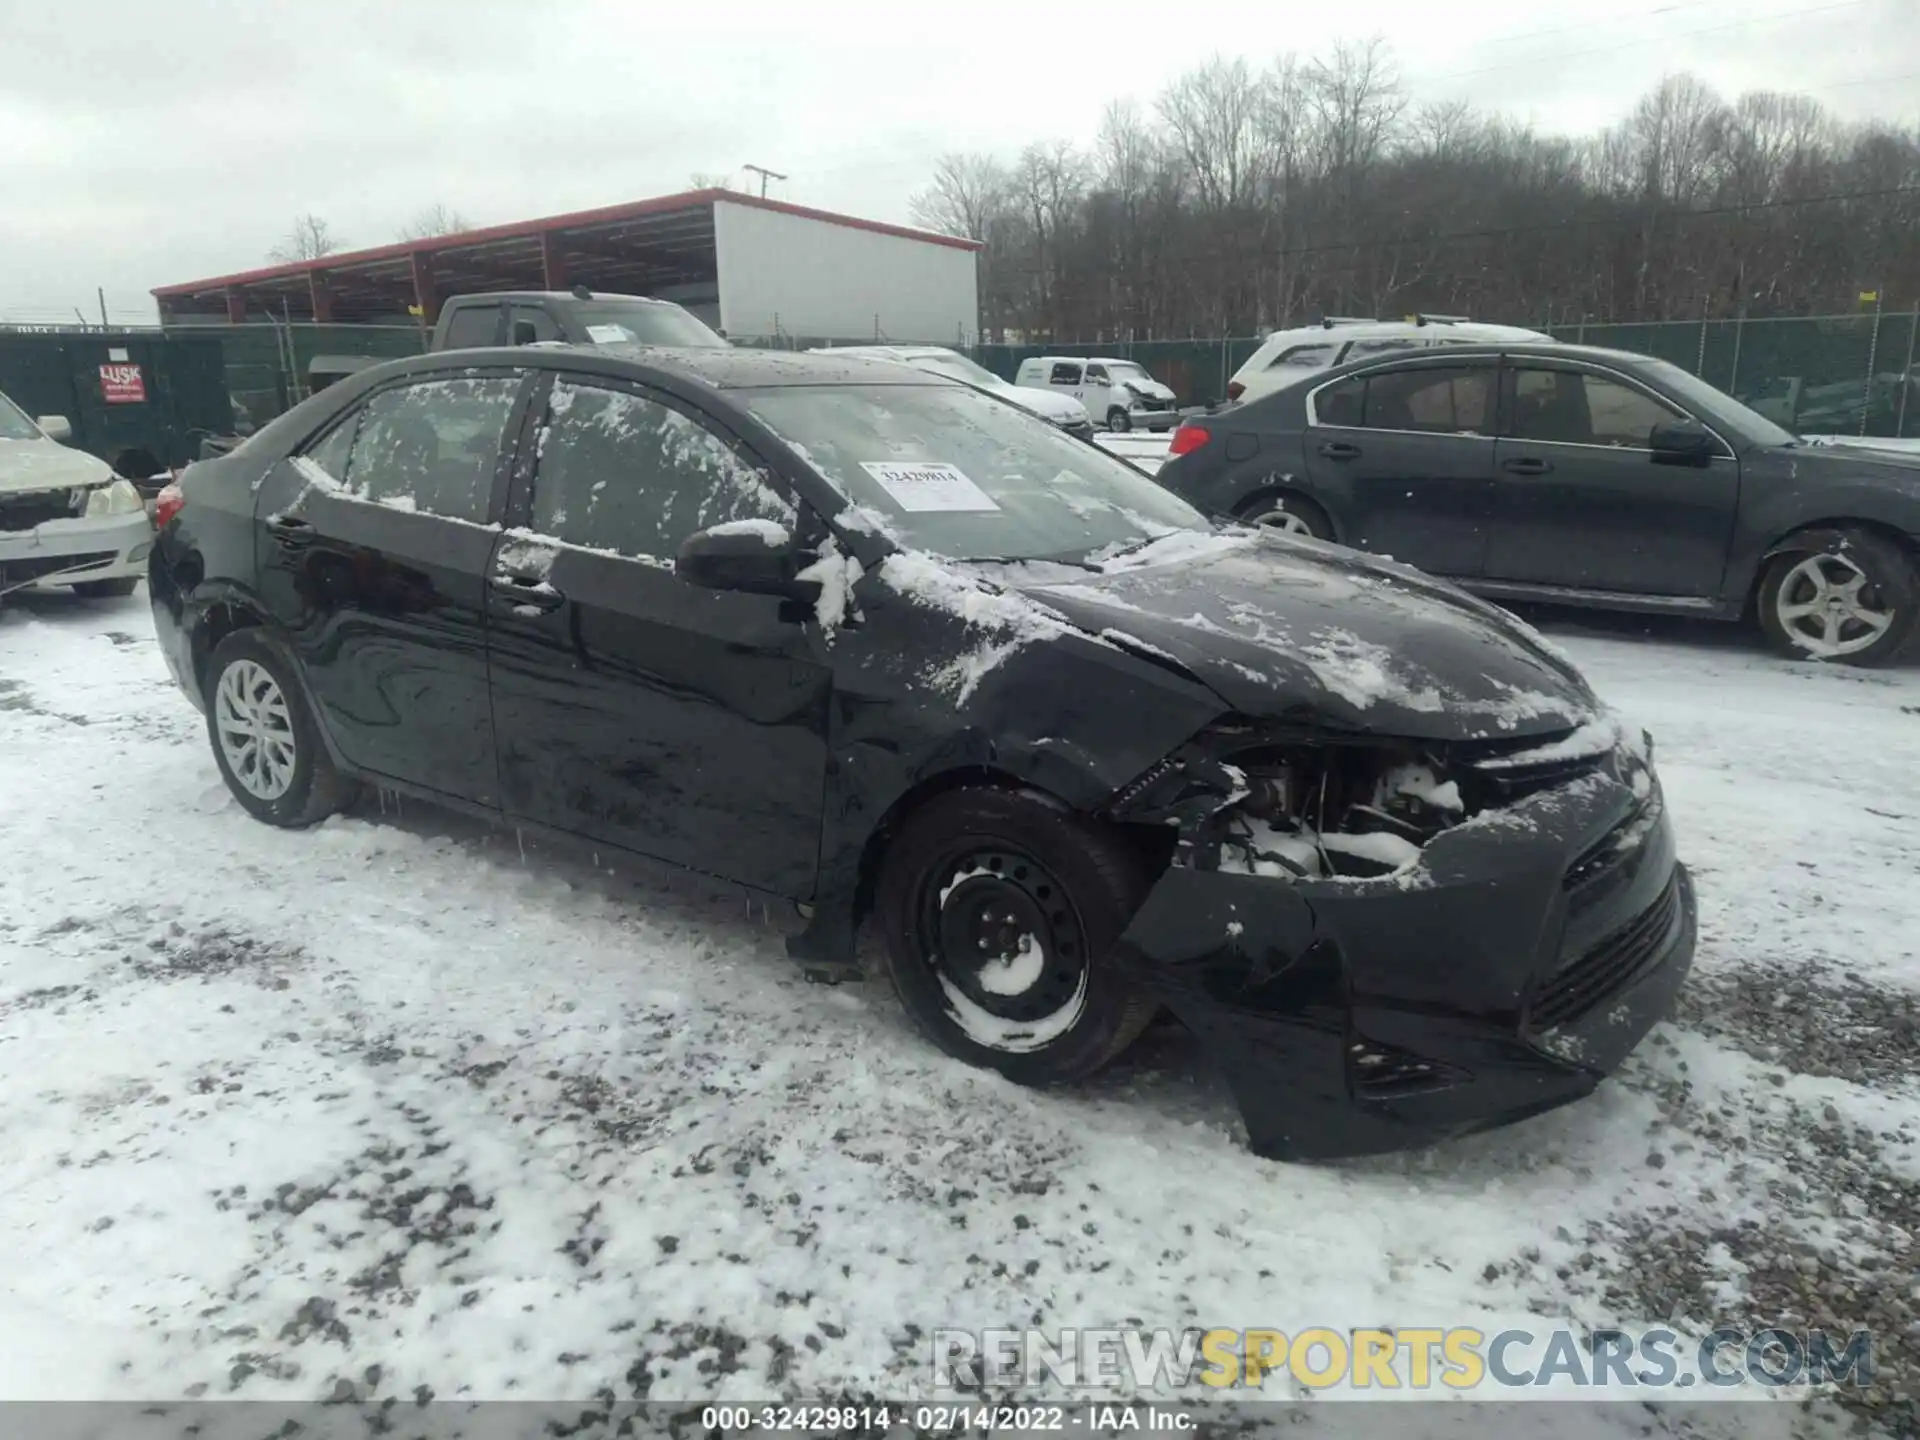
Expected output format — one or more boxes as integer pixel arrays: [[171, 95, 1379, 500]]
[[1366, 366, 1493, 433], [531, 379, 794, 562], [339, 377, 520, 523], [1314, 375, 1365, 426], [1271, 343, 1335, 369]]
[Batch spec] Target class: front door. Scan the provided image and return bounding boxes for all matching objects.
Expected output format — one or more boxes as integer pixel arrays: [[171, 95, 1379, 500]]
[[1302, 359, 1499, 578], [1484, 362, 1740, 596], [252, 370, 527, 802], [486, 372, 831, 898]]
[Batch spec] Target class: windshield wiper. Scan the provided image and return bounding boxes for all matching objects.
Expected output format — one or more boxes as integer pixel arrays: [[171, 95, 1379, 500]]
[[967, 553, 1104, 572]]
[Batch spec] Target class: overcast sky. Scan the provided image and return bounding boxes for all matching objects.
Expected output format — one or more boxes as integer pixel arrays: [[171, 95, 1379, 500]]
[[2, 0, 1915, 322]]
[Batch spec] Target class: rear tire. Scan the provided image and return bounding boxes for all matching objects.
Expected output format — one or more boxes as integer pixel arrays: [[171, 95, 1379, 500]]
[[1106, 407, 1132, 434], [1236, 491, 1334, 540], [1756, 527, 1916, 666], [204, 630, 353, 827], [73, 578, 138, 598], [874, 788, 1156, 1085]]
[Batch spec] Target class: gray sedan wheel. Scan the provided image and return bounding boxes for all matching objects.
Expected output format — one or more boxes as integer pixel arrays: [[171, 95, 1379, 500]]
[[204, 630, 355, 826], [1757, 528, 1916, 666]]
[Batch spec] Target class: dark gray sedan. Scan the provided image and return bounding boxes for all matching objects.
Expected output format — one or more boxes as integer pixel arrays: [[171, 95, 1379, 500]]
[[1158, 342, 1920, 665]]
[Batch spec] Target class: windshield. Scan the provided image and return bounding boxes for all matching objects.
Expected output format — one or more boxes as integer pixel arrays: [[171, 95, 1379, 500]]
[[907, 351, 1012, 390], [741, 383, 1208, 562], [1106, 361, 1154, 385], [573, 301, 728, 349], [0, 391, 45, 441], [1640, 358, 1799, 446]]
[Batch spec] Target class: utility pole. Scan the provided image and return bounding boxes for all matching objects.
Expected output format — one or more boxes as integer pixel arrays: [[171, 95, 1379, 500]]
[[742, 164, 787, 198], [97, 287, 109, 329]]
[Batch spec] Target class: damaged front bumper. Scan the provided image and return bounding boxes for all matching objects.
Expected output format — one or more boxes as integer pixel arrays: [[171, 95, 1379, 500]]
[[1112, 754, 1694, 1161]]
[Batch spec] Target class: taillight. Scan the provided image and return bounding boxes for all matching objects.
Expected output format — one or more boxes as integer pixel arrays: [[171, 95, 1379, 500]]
[[154, 481, 185, 530], [1168, 424, 1211, 457], [1226, 380, 1245, 401]]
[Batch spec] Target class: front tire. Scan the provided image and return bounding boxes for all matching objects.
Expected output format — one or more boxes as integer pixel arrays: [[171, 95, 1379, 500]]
[[204, 631, 352, 827], [1106, 407, 1132, 434], [874, 788, 1155, 1085], [1757, 527, 1915, 666]]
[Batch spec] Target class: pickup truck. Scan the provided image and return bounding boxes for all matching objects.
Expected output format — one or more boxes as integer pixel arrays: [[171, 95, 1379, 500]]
[[430, 289, 729, 351]]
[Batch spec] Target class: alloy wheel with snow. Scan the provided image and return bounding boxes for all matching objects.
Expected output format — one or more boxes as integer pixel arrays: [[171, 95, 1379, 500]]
[[215, 658, 297, 801], [1237, 493, 1332, 540], [1757, 528, 1915, 667], [875, 788, 1155, 1084]]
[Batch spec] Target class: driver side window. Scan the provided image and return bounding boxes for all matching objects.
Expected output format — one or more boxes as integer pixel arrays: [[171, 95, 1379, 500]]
[[1509, 368, 1684, 448], [530, 379, 794, 562]]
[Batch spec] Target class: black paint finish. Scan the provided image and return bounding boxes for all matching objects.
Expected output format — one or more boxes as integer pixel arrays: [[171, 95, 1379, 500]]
[[1162, 341, 1920, 620], [150, 342, 1695, 1160]]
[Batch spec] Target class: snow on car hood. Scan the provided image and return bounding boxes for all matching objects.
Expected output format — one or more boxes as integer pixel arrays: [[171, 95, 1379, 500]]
[[1123, 378, 1176, 402], [0, 438, 111, 494], [1001, 385, 1087, 425], [1020, 533, 1598, 740]]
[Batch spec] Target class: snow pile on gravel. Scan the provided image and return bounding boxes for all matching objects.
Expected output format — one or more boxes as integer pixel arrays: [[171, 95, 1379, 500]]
[[0, 594, 1915, 1434]]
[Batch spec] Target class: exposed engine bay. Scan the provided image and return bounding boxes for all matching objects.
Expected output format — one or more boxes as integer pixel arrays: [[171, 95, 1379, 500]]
[[1108, 716, 1638, 880]]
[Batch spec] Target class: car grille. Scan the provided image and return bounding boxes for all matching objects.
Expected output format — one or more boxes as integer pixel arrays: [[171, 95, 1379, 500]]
[[0, 489, 79, 533], [1528, 876, 1680, 1032], [1133, 397, 1172, 412]]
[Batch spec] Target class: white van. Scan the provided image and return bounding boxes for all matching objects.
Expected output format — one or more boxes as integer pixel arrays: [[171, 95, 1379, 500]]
[[1226, 316, 1551, 404], [1014, 356, 1179, 433]]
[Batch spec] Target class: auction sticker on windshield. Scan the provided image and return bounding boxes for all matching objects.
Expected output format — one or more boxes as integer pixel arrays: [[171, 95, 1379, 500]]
[[585, 324, 635, 345], [861, 461, 1002, 513]]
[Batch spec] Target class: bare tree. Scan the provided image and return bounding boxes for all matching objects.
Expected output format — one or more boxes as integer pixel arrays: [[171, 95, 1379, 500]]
[[397, 203, 475, 241], [268, 213, 341, 263], [689, 170, 739, 191], [916, 44, 1920, 343], [908, 153, 1009, 240]]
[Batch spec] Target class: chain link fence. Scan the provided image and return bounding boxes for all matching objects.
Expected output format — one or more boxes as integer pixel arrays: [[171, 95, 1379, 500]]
[[189, 310, 1920, 441]]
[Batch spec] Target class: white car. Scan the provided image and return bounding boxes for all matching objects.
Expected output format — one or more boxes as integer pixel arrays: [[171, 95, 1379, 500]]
[[1014, 356, 1179, 433], [809, 345, 1095, 440], [1226, 317, 1552, 404], [0, 391, 155, 599]]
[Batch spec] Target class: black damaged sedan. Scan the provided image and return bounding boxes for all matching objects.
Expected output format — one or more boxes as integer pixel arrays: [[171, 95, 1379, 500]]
[[149, 343, 1694, 1160]]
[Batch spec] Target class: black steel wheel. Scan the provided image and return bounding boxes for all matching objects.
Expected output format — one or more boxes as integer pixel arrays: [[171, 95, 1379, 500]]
[[875, 787, 1155, 1084]]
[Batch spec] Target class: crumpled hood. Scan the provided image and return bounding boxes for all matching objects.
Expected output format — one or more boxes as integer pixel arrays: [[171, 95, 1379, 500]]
[[0, 439, 111, 495], [1123, 378, 1176, 401], [1020, 533, 1599, 741]]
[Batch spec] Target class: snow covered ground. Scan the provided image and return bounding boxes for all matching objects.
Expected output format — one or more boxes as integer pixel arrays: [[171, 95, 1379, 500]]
[[1, 591, 1916, 1432]]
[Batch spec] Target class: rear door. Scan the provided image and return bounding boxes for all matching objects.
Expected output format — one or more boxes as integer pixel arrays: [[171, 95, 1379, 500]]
[[252, 369, 529, 803], [1047, 360, 1085, 409], [1302, 357, 1500, 578], [1484, 361, 1740, 596], [485, 372, 831, 897]]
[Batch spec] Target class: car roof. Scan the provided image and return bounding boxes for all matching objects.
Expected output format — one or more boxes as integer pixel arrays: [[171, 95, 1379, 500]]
[[396, 342, 943, 389], [1020, 355, 1137, 366], [447, 290, 681, 307], [1270, 340, 1662, 388], [1263, 320, 1548, 343]]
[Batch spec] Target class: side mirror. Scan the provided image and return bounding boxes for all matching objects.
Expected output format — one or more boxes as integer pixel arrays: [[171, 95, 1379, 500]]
[[676, 522, 815, 600], [1649, 418, 1716, 464], [38, 415, 72, 442], [510, 319, 539, 346]]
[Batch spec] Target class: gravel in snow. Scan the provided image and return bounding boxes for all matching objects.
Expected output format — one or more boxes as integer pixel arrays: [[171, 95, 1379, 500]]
[[0, 591, 1915, 1435]]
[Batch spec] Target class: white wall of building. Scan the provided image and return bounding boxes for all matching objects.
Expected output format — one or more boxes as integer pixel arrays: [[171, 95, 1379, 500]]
[[712, 200, 979, 344]]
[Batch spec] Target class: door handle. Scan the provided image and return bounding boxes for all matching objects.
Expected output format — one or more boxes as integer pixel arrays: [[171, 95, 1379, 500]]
[[264, 514, 314, 549], [488, 573, 565, 613], [1501, 457, 1553, 476], [1317, 441, 1361, 461]]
